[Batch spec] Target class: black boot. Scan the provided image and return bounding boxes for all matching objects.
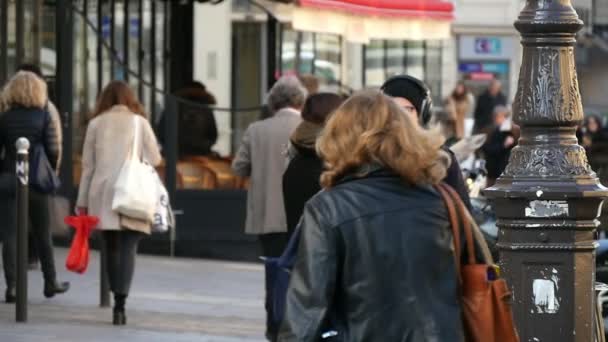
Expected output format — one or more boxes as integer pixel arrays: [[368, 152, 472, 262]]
[[5, 286, 15, 303], [113, 294, 127, 325], [43, 280, 70, 298]]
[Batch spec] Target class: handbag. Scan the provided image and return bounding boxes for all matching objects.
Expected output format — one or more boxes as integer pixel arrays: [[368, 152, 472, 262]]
[[151, 173, 174, 233], [65, 215, 99, 274], [30, 110, 61, 194], [435, 183, 519, 342], [112, 116, 157, 222]]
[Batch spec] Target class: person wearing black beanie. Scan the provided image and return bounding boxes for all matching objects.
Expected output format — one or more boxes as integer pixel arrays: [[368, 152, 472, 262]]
[[381, 75, 471, 209]]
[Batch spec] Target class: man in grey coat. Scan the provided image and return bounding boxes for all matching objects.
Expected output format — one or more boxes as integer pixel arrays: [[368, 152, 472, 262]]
[[232, 76, 307, 258]]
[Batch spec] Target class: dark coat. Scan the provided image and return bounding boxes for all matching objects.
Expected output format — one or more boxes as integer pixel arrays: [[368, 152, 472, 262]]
[[481, 127, 515, 179], [443, 146, 471, 209], [283, 143, 323, 235], [473, 90, 507, 133], [278, 168, 464, 342], [0, 106, 59, 173]]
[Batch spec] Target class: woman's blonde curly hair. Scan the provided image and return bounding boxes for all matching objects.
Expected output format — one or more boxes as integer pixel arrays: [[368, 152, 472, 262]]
[[0, 71, 47, 111], [317, 90, 450, 188]]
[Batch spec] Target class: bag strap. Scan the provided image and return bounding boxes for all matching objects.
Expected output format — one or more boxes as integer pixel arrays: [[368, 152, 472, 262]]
[[130, 116, 141, 161], [441, 184, 495, 265], [435, 184, 463, 284], [439, 183, 476, 266]]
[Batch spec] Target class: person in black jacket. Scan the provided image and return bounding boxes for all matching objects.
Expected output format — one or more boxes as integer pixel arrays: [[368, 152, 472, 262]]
[[278, 91, 464, 341], [264, 93, 343, 341], [473, 80, 507, 134], [381, 75, 471, 208], [283, 93, 344, 236], [481, 105, 516, 187], [0, 71, 69, 303]]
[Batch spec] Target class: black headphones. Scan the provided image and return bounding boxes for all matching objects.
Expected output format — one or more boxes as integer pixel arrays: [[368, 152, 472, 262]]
[[380, 75, 433, 126]]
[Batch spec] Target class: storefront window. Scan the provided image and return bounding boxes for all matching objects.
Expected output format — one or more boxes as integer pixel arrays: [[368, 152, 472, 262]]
[[364, 39, 443, 102], [280, 28, 342, 84]]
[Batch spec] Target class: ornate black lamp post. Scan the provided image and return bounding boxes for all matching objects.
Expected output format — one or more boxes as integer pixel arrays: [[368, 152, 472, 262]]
[[485, 0, 608, 341]]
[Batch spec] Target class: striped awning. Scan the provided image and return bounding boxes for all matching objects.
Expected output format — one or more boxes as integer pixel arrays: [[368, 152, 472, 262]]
[[260, 0, 454, 43]]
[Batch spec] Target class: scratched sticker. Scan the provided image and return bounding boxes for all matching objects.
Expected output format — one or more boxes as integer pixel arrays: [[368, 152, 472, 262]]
[[525, 200, 569, 218], [531, 268, 560, 314], [15, 161, 28, 185]]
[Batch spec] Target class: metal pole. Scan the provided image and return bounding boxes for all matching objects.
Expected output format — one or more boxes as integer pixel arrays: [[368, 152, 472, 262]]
[[164, 95, 177, 257], [99, 237, 110, 307], [15, 138, 29, 323], [56, 0, 74, 198], [137, 0, 144, 100], [15, 0, 24, 63], [150, 0, 157, 119], [485, 1, 608, 341], [123, 0, 129, 82], [267, 14, 277, 91], [0, 0, 7, 84], [97, 0, 103, 92]]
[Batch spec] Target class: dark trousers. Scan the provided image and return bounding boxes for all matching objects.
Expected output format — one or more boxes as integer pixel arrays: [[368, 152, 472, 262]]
[[102, 230, 143, 295], [259, 233, 290, 258], [2, 191, 57, 288]]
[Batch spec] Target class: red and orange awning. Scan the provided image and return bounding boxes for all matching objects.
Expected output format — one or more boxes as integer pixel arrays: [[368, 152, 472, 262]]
[[261, 0, 454, 42]]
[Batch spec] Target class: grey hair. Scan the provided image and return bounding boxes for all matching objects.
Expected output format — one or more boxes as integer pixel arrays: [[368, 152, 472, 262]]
[[493, 105, 509, 116], [267, 76, 308, 113]]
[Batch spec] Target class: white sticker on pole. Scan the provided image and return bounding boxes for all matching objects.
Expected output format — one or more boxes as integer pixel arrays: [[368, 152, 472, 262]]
[[525, 200, 569, 218]]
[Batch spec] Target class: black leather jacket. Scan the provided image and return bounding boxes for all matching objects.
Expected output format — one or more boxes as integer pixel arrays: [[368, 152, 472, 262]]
[[278, 169, 464, 342]]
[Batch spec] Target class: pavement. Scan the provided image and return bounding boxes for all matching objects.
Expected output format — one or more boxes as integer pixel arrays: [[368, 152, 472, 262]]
[[0, 248, 267, 342]]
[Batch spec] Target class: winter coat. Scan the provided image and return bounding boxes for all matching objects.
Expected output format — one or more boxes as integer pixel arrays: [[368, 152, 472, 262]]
[[481, 127, 515, 179], [278, 168, 464, 342], [232, 108, 302, 235], [283, 121, 324, 235], [446, 93, 474, 139], [0, 106, 60, 175], [76, 105, 162, 234], [473, 90, 507, 134]]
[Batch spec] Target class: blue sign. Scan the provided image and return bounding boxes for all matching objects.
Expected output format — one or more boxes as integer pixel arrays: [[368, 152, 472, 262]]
[[459, 62, 508, 75], [475, 38, 502, 55]]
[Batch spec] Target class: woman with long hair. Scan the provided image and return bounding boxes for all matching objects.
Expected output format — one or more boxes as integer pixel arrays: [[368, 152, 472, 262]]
[[446, 80, 474, 140], [76, 81, 161, 325], [0, 71, 69, 302], [278, 91, 464, 341]]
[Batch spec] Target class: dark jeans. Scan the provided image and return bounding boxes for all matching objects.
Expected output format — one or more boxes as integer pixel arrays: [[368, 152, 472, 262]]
[[102, 230, 143, 295], [2, 191, 57, 288], [259, 233, 290, 258]]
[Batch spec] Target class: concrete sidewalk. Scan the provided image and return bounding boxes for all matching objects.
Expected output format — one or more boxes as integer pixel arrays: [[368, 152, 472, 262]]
[[0, 248, 266, 341]]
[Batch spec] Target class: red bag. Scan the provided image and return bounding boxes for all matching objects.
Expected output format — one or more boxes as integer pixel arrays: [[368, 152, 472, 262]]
[[65, 215, 99, 274]]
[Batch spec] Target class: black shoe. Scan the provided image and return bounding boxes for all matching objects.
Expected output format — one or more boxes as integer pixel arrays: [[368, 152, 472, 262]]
[[113, 310, 127, 325], [43, 281, 70, 298], [5, 287, 15, 303]]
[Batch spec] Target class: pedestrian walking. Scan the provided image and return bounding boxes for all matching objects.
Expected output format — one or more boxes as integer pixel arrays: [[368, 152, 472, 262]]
[[232, 76, 307, 257], [263, 93, 343, 341], [381, 75, 471, 208], [14, 63, 63, 271], [481, 106, 517, 187], [278, 90, 464, 341], [0, 71, 69, 303], [473, 79, 507, 134], [76, 81, 162, 325], [446, 80, 475, 140]]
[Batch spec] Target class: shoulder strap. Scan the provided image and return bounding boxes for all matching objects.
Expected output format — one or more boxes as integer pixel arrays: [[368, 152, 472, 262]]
[[435, 184, 463, 284], [440, 183, 476, 265], [130, 116, 141, 161]]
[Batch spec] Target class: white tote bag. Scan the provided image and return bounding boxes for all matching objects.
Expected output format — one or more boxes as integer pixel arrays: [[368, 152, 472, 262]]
[[112, 116, 157, 222], [151, 173, 174, 233]]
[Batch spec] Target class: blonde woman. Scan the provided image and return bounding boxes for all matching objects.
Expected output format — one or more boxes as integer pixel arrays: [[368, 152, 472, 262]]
[[0, 71, 68, 303], [278, 91, 464, 341]]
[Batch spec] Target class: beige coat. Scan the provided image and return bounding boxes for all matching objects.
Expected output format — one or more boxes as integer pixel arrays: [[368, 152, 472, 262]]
[[232, 108, 302, 235], [76, 105, 162, 234]]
